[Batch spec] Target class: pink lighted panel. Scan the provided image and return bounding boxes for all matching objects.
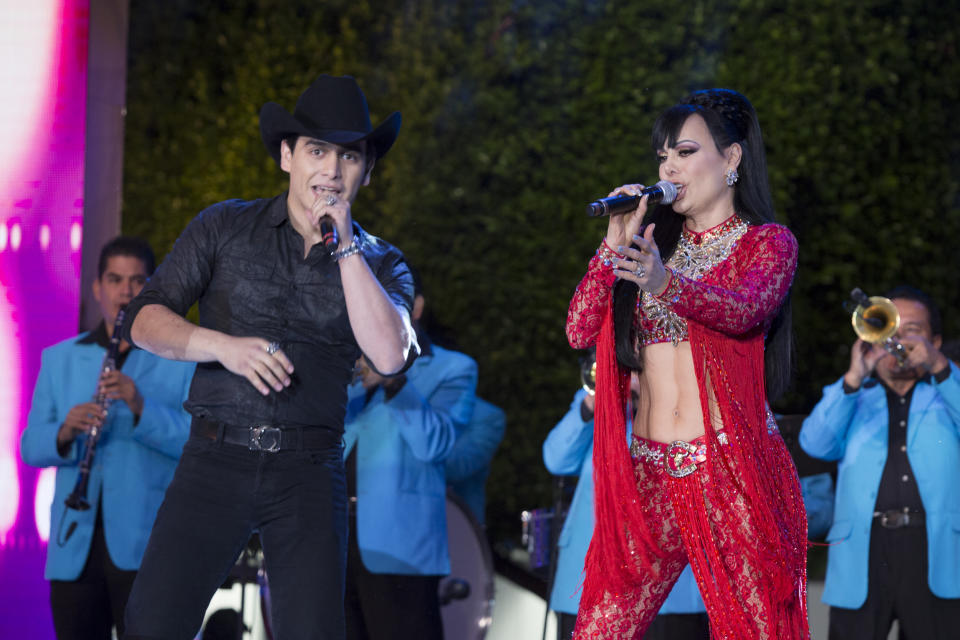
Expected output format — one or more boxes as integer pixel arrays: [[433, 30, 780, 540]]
[[0, 1, 89, 637]]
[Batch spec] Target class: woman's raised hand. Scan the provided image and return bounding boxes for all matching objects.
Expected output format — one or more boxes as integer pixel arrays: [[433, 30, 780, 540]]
[[604, 184, 649, 250], [613, 223, 669, 296]]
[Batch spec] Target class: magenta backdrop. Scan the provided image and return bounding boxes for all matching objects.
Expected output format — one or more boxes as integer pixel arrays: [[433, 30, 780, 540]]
[[0, 0, 89, 637]]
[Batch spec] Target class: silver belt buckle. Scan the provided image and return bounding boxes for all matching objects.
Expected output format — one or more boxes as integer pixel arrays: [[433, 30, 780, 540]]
[[879, 510, 909, 529], [665, 440, 699, 478], [249, 425, 282, 453]]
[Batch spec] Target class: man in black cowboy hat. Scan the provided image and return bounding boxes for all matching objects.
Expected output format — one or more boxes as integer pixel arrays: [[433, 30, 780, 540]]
[[119, 75, 418, 640]]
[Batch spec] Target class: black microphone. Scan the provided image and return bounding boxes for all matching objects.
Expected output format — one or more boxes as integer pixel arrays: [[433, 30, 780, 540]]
[[320, 219, 337, 252], [586, 181, 679, 217]]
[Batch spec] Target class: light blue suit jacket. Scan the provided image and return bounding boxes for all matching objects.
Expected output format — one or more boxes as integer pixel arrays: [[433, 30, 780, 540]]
[[799, 363, 960, 608], [344, 345, 477, 575], [445, 397, 506, 525], [801, 472, 835, 540], [542, 389, 706, 615], [20, 333, 195, 580]]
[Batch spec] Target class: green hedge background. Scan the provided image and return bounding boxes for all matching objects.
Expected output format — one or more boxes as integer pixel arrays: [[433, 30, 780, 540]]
[[123, 0, 960, 546]]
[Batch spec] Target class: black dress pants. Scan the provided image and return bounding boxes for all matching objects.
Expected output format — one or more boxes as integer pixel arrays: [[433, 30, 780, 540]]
[[123, 435, 348, 640], [50, 511, 137, 640], [644, 612, 711, 639], [829, 524, 960, 640], [345, 511, 443, 640]]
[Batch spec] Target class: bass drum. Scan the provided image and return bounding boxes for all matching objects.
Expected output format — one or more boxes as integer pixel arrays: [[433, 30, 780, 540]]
[[440, 491, 495, 640]]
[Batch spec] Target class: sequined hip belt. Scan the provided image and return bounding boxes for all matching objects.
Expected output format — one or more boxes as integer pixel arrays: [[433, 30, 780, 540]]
[[630, 431, 729, 478]]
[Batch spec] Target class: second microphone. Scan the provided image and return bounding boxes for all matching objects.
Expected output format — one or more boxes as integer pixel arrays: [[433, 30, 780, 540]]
[[586, 181, 678, 217]]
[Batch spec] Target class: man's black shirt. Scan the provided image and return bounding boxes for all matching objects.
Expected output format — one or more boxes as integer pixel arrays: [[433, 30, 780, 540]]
[[122, 194, 415, 434], [873, 379, 925, 515], [846, 367, 952, 515]]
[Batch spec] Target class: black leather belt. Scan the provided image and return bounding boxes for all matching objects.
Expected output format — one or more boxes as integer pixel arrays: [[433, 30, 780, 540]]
[[193, 417, 341, 453], [873, 508, 924, 529]]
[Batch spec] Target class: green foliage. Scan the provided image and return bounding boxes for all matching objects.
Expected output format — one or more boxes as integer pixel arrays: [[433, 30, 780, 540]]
[[124, 0, 960, 546]]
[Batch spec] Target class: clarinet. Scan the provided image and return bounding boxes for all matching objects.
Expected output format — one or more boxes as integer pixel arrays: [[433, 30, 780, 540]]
[[65, 307, 126, 511]]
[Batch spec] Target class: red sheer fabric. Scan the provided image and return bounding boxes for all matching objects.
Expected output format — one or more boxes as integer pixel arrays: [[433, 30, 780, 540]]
[[566, 224, 798, 348], [567, 251, 618, 351], [574, 436, 807, 639], [655, 224, 799, 335], [566, 223, 809, 640], [573, 451, 691, 638]]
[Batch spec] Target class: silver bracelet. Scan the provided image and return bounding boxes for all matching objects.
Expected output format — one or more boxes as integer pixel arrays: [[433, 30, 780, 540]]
[[596, 239, 624, 267], [332, 239, 363, 262]]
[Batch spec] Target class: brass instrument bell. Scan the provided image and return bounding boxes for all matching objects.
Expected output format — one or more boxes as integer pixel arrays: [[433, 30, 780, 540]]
[[850, 288, 907, 365], [580, 355, 596, 396]]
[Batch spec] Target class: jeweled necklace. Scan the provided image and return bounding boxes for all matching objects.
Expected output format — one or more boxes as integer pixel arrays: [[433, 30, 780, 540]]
[[639, 215, 749, 346], [670, 215, 749, 280]]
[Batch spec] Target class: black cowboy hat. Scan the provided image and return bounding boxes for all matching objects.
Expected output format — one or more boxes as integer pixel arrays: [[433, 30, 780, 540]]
[[259, 74, 401, 165]]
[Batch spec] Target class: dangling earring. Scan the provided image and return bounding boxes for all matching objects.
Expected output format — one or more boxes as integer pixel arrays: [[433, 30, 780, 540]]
[[725, 168, 739, 186]]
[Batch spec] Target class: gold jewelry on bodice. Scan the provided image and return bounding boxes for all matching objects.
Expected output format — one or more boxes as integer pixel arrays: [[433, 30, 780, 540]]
[[640, 215, 750, 346]]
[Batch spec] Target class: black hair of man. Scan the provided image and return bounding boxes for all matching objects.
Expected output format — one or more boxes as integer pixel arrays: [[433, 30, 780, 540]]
[[883, 285, 942, 337], [407, 263, 423, 298], [98, 236, 156, 279], [941, 339, 960, 365]]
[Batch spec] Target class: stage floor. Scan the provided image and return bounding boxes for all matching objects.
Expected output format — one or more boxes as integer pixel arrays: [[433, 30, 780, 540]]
[[202, 577, 899, 640]]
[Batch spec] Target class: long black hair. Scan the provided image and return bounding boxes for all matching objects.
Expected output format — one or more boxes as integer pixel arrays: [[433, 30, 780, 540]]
[[613, 88, 793, 402]]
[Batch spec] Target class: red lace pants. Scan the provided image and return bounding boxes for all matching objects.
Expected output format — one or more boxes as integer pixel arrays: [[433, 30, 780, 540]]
[[573, 433, 807, 640]]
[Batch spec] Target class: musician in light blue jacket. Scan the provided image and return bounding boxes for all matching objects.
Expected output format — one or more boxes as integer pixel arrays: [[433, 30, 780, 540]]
[[343, 279, 477, 640], [800, 287, 960, 639], [20, 237, 194, 640], [445, 396, 506, 525], [543, 386, 708, 640]]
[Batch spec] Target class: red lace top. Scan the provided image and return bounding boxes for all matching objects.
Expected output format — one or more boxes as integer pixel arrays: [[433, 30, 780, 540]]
[[566, 219, 809, 638], [567, 217, 793, 350]]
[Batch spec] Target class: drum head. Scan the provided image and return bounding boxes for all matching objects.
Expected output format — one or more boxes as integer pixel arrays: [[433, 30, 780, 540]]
[[440, 492, 495, 640]]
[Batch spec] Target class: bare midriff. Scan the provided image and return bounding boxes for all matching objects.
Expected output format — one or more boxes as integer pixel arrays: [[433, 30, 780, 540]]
[[633, 341, 721, 443]]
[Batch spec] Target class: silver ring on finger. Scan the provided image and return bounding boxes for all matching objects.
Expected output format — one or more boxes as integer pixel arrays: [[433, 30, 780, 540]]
[[325, 195, 337, 206], [634, 263, 647, 278], [266, 341, 280, 356]]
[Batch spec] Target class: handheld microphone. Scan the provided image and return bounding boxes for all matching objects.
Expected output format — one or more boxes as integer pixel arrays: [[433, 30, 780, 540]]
[[586, 181, 678, 217], [320, 220, 337, 252]]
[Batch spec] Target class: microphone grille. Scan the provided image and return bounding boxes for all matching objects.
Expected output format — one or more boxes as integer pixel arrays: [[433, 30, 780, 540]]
[[657, 180, 678, 204]]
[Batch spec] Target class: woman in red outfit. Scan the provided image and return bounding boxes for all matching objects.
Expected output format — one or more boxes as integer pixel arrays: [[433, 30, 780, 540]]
[[566, 89, 809, 639]]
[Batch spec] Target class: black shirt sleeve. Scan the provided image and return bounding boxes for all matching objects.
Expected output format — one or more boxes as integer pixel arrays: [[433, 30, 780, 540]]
[[121, 202, 226, 345], [362, 238, 420, 375], [933, 364, 951, 384]]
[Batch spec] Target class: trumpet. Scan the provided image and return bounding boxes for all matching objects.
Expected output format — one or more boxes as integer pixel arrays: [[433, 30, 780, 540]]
[[849, 288, 907, 366], [580, 353, 596, 396], [65, 307, 126, 511]]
